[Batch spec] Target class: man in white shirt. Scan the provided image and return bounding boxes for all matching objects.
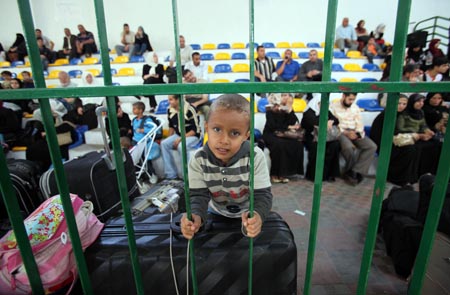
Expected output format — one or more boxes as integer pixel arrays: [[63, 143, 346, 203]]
[[57, 71, 78, 88], [330, 92, 377, 185], [115, 23, 135, 56], [184, 52, 208, 81], [169, 35, 193, 69], [335, 18, 358, 52]]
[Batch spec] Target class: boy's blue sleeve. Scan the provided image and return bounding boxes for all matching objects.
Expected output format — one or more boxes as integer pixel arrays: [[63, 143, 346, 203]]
[[143, 117, 156, 134]]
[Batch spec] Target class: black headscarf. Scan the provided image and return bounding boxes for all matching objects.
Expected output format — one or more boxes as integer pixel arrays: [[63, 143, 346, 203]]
[[407, 43, 423, 63], [12, 33, 25, 47], [423, 92, 448, 129], [407, 93, 425, 120]]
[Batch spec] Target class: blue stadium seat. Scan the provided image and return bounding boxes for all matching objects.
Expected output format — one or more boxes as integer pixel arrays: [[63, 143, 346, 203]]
[[69, 125, 89, 149], [11, 73, 17, 78], [364, 126, 371, 138], [307, 42, 321, 48], [200, 53, 214, 60], [331, 78, 337, 82], [257, 97, 269, 113], [298, 52, 310, 59], [70, 58, 83, 65], [254, 129, 262, 141], [68, 70, 82, 78], [99, 69, 117, 77], [217, 43, 231, 49], [266, 51, 281, 59], [164, 55, 170, 62], [231, 52, 246, 60], [112, 82, 120, 86], [360, 78, 378, 82], [129, 55, 145, 63], [155, 99, 170, 114], [235, 79, 250, 82], [11, 61, 24, 67], [262, 42, 275, 48], [43, 70, 48, 78], [331, 64, 345, 71], [356, 98, 383, 112], [246, 42, 259, 48], [362, 63, 381, 71], [190, 44, 201, 50], [333, 51, 347, 58], [214, 64, 232, 73]]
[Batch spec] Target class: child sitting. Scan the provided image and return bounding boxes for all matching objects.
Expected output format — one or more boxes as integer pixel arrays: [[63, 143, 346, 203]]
[[181, 94, 273, 239]]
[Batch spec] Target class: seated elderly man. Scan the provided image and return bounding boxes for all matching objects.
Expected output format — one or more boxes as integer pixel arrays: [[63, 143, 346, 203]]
[[335, 17, 358, 52]]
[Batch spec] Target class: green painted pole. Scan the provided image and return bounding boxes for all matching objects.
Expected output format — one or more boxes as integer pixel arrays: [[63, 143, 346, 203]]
[[92, 1, 144, 294], [303, 0, 338, 294], [170, 0, 199, 294], [16, 0, 94, 293], [357, 1, 412, 294]]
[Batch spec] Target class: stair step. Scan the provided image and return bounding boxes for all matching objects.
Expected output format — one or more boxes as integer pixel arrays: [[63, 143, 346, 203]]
[[69, 144, 104, 160]]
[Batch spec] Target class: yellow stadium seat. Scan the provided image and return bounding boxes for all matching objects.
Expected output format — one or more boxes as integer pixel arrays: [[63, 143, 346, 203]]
[[213, 79, 230, 83], [47, 70, 61, 79], [231, 42, 245, 49], [49, 58, 69, 66], [276, 42, 291, 48], [317, 51, 324, 59], [380, 63, 387, 70], [82, 57, 99, 65], [112, 56, 129, 64], [232, 63, 249, 72], [87, 69, 101, 77], [116, 67, 135, 76], [110, 48, 116, 54], [0, 61, 11, 68], [24, 60, 31, 67], [346, 51, 362, 58], [292, 42, 306, 48], [162, 129, 170, 139], [46, 84, 58, 88], [208, 65, 213, 73], [281, 52, 298, 59], [17, 72, 24, 80], [12, 146, 27, 152], [202, 43, 216, 50], [244, 97, 258, 112], [23, 113, 34, 119], [343, 63, 367, 72], [215, 52, 231, 60], [339, 77, 359, 82], [292, 98, 307, 113], [321, 42, 326, 48]]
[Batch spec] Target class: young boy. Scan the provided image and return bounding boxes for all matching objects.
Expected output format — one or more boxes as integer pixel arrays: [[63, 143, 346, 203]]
[[161, 94, 200, 180], [181, 94, 273, 239]]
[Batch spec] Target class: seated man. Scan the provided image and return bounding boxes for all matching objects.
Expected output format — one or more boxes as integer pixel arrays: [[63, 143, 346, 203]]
[[76, 24, 98, 57], [182, 69, 210, 117], [330, 92, 377, 185], [37, 37, 54, 71], [58, 28, 79, 60], [184, 52, 208, 81], [298, 49, 323, 82], [335, 17, 358, 52], [161, 94, 200, 180], [57, 71, 78, 88], [35, 29, 54, 51], [169, 35, 193, 70], [275, 49, 299, 82], [115, 23, 135, 57], [255, 45, 276, 82]]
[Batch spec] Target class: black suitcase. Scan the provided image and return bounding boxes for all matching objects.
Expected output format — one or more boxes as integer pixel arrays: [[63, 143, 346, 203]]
[[83, 212, 297, 295]]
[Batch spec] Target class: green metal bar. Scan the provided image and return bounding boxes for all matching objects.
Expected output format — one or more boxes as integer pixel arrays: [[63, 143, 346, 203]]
[[413, 16, 450, 31], [357, 0, 412, 293], [92, 1, 144, 294], [170, 0, 198, 294], [248, 0, 255, 293], [303, 0, 337, 294], [16, 0, 94, 294], [409, 122, 450, 294], [0, 152, 44, 294]]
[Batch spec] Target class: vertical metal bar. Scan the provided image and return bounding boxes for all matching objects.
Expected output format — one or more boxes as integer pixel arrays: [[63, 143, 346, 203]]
[[303, 0, 338, 294], [357, 0, 412, 293], [0, 151, 44, 294], [248, 0, 255, 293], [408, 123, 450, 294], [16, 0, 95, 294], [92, 1, 144, 294], [170, 0, 198, 294]]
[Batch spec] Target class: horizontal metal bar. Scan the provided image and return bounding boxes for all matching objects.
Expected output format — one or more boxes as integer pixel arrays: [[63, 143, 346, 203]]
[[0, 82, 449, 100]]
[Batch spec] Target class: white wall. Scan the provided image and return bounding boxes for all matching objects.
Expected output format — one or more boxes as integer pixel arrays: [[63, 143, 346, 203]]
[[0, 0, 448, 55]]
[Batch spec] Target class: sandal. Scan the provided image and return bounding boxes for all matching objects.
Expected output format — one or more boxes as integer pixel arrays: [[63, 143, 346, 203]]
[[281, 177, 290, 183], [271, 176, 281, 183]]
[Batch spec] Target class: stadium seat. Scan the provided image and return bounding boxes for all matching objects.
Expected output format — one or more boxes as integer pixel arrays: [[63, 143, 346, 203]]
[[200, 53, 214, 60], [50, 58, 69, 66], [10, 73, 17, 78], [43, 70, 48, 78], [339, 77, 359, 82], [112, 56, 129, 63], [232, 63, 250, 72], [82, 57, 99, 65], [217, 43, 231, 49], [331, 64, 345, 71], [293, 98, 307, 112], [380, 63, 387, 70], [362, 63, 381, 71], [292, 42, 306, 48], [155, 100, 169, 114], [11, 61, 24, 67], [208, 65, 213, 73], [68, 70, 82, 78], [346, 51, 362, 58], [232, 42, 246, 49], [276, 42, 290, 48], [129, 55, 145, 63], [257, 98, 269, 113], [47, 70, 61, 79], [343, 63, 367, 72], [0, 61, 11, 68], [235, 78, 250, 82], [245, 42, 259, 48], [87, 69, 101, 77], [190, 44, 201, 50], [231, 52, 246, 60], [70, 58, 83, 65], [213, 79, 231, 83], [333, 51, 347, 58], [307, 42, 321, 48], [318, 51, 324, 58], [266, 51, 281, 59], [215, 52, 231, 60], [331, 78, 337, 82], [360, 78, 378, 82], [202, 43, 216, 49], [262, 42, 275, 48], [298, 52, 310, 59], [24, 61, 31, 67], [115, 67, 135, 76], [214, 64, 232, 73], [356, 98, 383, 111], [46, 84, 58, 88], [112, 82, 121, 86], [321, 42, 326, 48]]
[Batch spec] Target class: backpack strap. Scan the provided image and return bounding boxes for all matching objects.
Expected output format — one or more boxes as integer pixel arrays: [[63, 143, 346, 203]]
[[139, 116, 148, 129]]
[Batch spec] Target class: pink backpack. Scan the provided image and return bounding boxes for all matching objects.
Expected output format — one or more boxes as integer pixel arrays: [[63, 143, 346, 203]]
[[0, 194, 104, 295]]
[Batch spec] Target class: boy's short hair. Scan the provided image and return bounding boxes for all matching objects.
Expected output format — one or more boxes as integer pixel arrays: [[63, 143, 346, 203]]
[[132, 101, 145, 111], [170, 94, 181, 100], [209, 94, 250, 124]]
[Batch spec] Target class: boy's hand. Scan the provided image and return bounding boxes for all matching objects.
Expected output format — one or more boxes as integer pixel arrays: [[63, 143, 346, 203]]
[[181, 213, 202, 240], [137, 128, 144, 134], [241, 211, 262, 238], [173, 138, 181, 149]]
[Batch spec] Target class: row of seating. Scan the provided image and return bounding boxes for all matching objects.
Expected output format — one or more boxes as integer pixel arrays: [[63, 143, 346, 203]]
[[192, 42, 325, 50]]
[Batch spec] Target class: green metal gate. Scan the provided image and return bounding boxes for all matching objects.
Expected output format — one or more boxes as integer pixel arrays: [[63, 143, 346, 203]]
[[0, 0, 449, 294]]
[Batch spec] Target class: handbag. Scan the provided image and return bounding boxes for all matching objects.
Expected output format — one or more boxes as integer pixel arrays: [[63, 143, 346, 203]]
[[393, 133, 415, 147], [274, 129, 304, 141], [56, 121, 77, 146], [313, 125, 341, 142]]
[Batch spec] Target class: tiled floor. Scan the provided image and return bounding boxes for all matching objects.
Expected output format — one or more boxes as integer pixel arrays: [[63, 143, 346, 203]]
[[271, 176, 410, 295]]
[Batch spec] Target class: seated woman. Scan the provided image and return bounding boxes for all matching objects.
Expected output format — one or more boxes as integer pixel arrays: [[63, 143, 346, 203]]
[[396, 93, 441, 176], [262, 93, 303, 183], [301, 94, 340, 182], [140, 52, 164, 112], [423, 92, 448, 138], [370, 94, 420, 185], [131, 26, 153, 56], [355, 20, 370, 51]]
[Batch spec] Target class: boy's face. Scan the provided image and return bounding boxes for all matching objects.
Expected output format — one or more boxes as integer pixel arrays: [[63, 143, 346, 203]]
[[168, 95, 179, 108], [132, 106, 143, 116], [206, 109, 250, 164]]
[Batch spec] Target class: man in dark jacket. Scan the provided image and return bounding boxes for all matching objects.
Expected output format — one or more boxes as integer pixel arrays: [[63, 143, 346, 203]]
[[58, 28, 79, 60]]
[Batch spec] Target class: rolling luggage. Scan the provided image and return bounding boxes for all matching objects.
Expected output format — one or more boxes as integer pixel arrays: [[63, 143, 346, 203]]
[[83, 212, 297, 295]]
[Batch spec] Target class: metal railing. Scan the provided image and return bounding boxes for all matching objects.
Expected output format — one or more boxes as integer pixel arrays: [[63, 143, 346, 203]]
[[0, 0, 449, 294], [413, 15, 450, 48]]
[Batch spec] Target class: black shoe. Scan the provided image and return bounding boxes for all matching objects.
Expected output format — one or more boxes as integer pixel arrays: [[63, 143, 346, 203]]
[[343, 170, 358, 186], [356, 173, 364, 184]]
